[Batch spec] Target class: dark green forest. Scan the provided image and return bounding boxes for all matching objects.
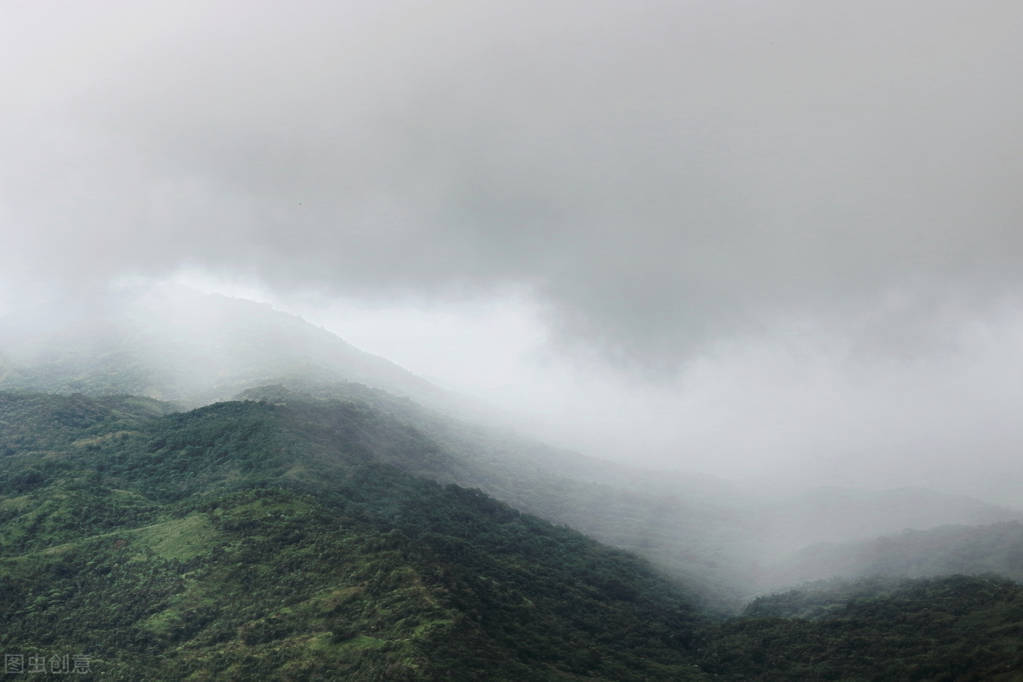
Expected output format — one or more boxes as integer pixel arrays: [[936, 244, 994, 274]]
[[1, 391, 1022, 679]]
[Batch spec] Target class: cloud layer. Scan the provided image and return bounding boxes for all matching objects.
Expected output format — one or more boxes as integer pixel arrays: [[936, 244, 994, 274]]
[[3, 0, 1022, 369]]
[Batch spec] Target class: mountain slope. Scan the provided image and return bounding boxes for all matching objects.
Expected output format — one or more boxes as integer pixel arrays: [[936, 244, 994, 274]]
[[702, 575, 1023, 680], [0, 288, 441, 407], [235, 383, 1023, 606], [765, 521, 1023, 588], [0, 392, 705, 680], [4, 391, 1023, 679], [4, 290, 1020, 612]]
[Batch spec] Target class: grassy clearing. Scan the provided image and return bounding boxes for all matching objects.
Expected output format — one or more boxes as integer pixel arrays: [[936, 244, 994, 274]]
[[134, 514, 217, 561]]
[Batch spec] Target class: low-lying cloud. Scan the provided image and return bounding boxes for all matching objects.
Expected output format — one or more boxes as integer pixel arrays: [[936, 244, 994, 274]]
[[4, 1, 1023, 504], [3, 1, 1022, 369]]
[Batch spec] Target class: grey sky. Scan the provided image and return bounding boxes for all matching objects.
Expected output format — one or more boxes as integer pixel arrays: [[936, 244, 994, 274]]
[[3, 1, 1023, 501]]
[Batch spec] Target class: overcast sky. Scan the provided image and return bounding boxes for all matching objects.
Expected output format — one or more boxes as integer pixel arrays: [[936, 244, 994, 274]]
[[3, 1, 1023, 503]]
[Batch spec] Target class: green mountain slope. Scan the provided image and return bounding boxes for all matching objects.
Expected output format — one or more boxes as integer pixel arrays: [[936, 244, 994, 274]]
[[235, 383, 1023, 609], [0, 392, 704, 680], [3, 391, 1023, 679], [6, 292, 1019, 614], [702, 575, 1023, 680]]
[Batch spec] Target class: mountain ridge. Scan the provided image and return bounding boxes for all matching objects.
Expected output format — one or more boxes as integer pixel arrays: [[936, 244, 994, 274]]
[[3, 290, 1020, 610], [3, 389, 1023, 678], [0, 287, 442, 408], [0, 390, 707, 679]]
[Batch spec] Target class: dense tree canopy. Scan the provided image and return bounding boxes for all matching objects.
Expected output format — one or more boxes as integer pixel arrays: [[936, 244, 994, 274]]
[[1, 391, 1021, 679]]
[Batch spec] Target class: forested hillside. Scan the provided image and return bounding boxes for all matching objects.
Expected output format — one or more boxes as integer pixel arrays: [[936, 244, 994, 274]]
[[701, 575, 1023, 680], [2, 390, 1023, 679], [5, 295, 1019, 615], [235, 383, 1023, 608], [0, 392, 705, 680]]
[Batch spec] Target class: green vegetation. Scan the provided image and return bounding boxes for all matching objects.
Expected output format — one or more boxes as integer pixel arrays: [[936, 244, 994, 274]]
[[701, 575, 1023, 680], [0, 392, 703, 679], [237, 382, 760, 610], [2, 390, 1022, 679], [6, 297, 1019, 620]]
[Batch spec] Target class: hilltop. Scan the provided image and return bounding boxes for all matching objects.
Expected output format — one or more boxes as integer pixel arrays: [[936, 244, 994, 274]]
[[3, 391, 1023, 678], [3, 290, 1020, 613], [0, 391, 705, 679]]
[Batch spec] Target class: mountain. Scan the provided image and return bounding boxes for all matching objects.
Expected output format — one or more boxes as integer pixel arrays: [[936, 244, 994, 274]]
[[0, 287, 441, 408], [749, 486, 1022, 555], [4, 289, 1020, 612], [234, 382, 758, 610], [231, 382, 1023, 604], [702, 575, 1023, 679], [0, 391, 705, 679], [4, 390, 1023, 679], [764, 521, 1023, 588]]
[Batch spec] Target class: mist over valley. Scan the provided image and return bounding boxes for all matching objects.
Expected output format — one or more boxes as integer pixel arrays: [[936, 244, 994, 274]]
[[3, 1, 1023, 678]]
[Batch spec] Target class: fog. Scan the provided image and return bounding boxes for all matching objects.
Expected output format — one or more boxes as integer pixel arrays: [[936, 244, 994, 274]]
[[3, 2, 1023, 506], [178, 277, 1023, 506]]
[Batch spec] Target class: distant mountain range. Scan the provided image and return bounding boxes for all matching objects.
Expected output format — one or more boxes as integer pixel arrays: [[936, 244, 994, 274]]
[[2, 288, 1023, 677], [0, 287, 440, 408], [765, 520, 1023, 588], [2, 288, 1020, 607]]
